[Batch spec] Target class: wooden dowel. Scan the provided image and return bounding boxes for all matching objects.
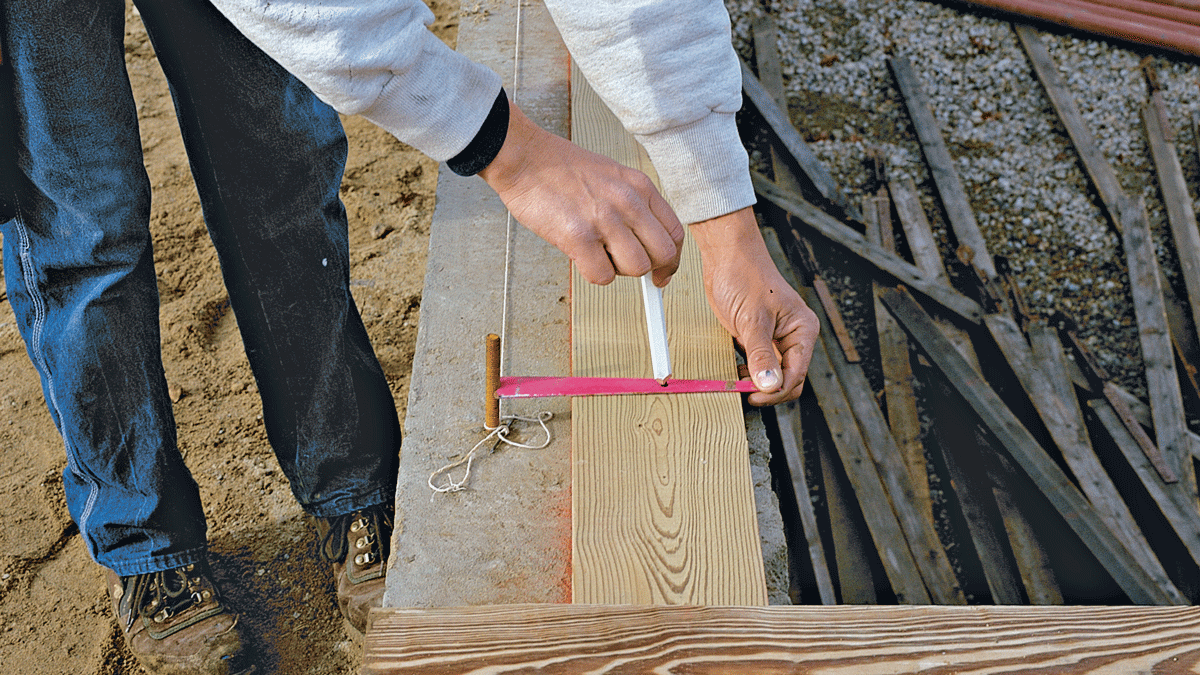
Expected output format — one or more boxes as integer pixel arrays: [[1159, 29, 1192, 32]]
[[485, 333, 500, 429]]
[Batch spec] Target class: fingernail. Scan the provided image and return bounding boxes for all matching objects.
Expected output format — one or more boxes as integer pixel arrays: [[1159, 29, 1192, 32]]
[[755, 369, 780, 391]]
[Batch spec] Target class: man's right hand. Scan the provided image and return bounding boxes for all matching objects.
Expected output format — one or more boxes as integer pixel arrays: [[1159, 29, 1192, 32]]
[[477, 101, 685, 288]]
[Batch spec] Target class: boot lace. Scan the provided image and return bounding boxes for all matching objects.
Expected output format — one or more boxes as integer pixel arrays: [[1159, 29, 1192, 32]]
[[320, 504, 392, 568], [121, 564, 216, 632]]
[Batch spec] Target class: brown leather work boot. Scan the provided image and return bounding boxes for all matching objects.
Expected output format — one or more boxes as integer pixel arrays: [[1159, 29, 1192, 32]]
[[105, 562, 257, 675], [316, 503, 392, 638]]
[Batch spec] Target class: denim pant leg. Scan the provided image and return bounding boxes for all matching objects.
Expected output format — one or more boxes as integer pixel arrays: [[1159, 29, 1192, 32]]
[[2, 0, 207, 576], [134, 0, 401, 517]]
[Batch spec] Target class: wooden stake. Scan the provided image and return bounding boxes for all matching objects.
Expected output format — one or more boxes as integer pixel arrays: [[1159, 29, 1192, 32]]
[[485, 333, 500, 429]]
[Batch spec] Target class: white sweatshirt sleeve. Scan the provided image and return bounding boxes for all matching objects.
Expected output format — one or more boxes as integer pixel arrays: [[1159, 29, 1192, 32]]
[[207, 0, 503, 162], [543, 0, 754, 224], [208, 0, 752, 224]]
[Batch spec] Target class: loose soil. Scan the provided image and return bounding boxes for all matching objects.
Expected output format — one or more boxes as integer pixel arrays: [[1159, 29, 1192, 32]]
[[0, 2, 456, 672]]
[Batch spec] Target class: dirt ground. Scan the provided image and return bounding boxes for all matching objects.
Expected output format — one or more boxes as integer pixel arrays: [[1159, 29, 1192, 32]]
[[0, 2, 456, 672]]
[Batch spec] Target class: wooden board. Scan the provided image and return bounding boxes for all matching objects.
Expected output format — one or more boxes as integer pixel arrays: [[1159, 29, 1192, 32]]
[[804, 334, 932, 604], [740, 60, 857, 218], [363, 604, 1200, 674], [988, 315, 1184, 604], [1144, 95, 1200, 347], [888, 56, 994, 278], [1120, 195, 1198, 502], [803, 284, 965, 605], [569, 68, 766, 605], [865, 196, 932, 524], [761, 227, 837, 605], [752, 173, 982, 323], [880, 287, 1173, 605]]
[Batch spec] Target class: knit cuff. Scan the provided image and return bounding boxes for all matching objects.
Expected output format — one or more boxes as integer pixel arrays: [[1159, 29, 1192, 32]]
[[446, 89, 509, 176]]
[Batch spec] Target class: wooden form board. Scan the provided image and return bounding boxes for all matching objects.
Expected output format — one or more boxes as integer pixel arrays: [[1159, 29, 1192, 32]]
[[363, 603, 1200, 674], [569, 67, 767, 606]]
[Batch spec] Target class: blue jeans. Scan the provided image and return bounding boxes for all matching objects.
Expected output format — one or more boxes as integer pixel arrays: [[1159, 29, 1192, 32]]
[[1, 0, 400, 576]]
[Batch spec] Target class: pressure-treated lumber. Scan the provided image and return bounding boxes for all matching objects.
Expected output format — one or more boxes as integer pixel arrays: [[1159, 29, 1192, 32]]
[[752, 173, 982, 324], [881, 286, 1177, 605], [570, 68, 766, 606], [889, 56, 995, 278], [363, 604, 1200, 674], [988, 315, 1186, 604]]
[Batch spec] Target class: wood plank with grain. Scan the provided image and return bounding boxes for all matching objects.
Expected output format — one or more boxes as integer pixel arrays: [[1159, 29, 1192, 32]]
[[865, 196, 932, 524], [760, 227, 837, 605], [880, 286, 1174, 605], [1119, 195, 1197, 502], [570, 68, 765, 606], [1016, 23, 1200, 423], [1144, 94, 1200, 345], [364, 604, 1200, 674]]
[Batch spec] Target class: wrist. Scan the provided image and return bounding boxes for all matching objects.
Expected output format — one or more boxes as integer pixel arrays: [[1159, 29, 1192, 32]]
[[689, 207, 766, 260], [476, 99, 540, 193]]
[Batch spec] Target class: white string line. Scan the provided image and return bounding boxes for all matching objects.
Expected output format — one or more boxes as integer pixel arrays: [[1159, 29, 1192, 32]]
[[498, 0, 526, 419], [429, 0, 549, 495]]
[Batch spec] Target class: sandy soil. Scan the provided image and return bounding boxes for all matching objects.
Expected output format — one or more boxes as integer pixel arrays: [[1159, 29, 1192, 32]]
[[0, 2, 456, 672]]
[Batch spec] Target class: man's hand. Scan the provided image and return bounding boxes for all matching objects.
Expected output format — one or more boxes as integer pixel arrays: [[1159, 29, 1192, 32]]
[[478, 102, 685, 288], [691, 207, 818, 406]]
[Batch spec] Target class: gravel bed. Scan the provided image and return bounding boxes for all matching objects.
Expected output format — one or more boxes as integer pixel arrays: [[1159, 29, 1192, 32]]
[[725, 0, 1200, 409]]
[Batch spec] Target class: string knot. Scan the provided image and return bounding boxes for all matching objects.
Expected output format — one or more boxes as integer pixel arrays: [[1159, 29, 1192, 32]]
[[428, 411, 553, 493]]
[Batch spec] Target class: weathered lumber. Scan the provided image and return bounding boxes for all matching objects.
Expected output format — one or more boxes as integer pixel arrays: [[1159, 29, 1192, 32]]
[[865, 196, 932, 523], [812, 275, 861, 363], [1016, 24, 1200, 399], [803, 285, 965, 605], [815, 423, 879, 604], [1012, 25, 1121, 215], [1119, 195, 1197, 501], [753, 173, 982, 324], [760, 227, 837, 605], [1089, 398, 1200, 570], [1144, 92, 1200, 391], [924, 380, 1028, 605], [774, 400, 838, 605], [806, 333, 932, 604], [888, 56, 995, 278], [881, 286, 1177, 605], [751, 17, 807, 200], [884, 116, 1059, 602], [990, 315, 1187, 604], [889, 178, 948, 283], [363, 604, 1200, 674], [740, 59, 857, 218], [570, 68, 765, 606]]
